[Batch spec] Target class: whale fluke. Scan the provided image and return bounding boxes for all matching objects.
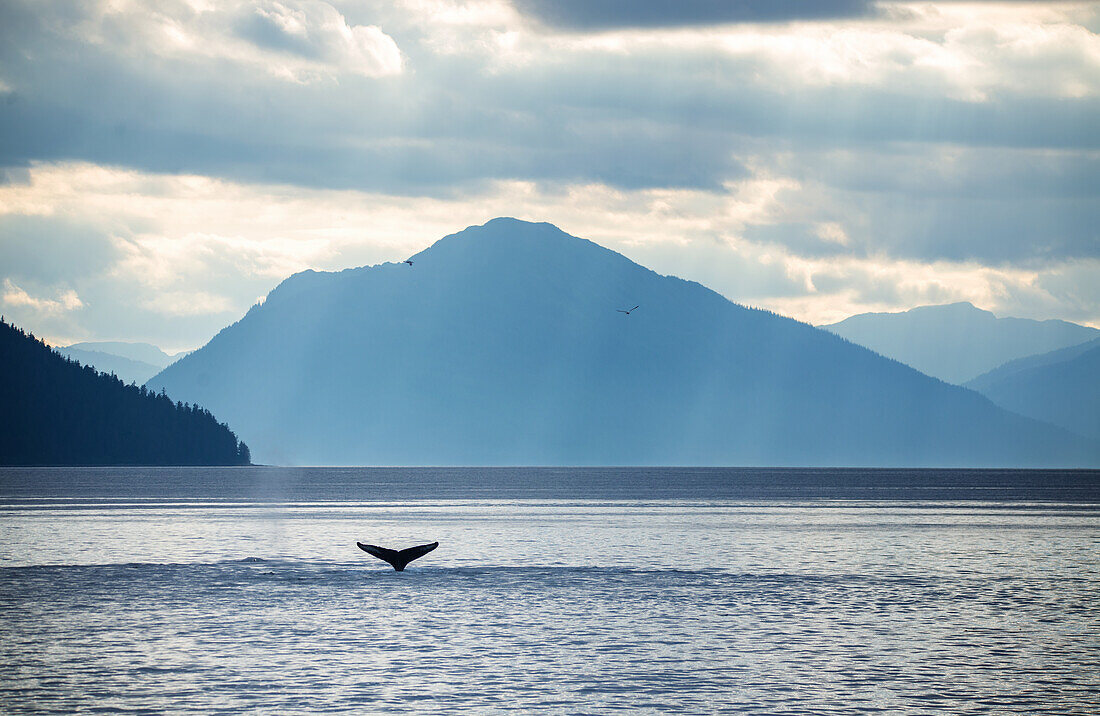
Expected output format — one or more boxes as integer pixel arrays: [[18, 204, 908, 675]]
[[357, 541, 438, 571]]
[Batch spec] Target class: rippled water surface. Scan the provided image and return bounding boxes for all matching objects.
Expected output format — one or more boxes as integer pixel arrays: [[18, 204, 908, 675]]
[[1, 467, 1098, 714]]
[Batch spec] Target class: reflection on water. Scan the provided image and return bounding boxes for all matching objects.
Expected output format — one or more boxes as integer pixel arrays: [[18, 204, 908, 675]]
[[0, 468, 1098, 714]]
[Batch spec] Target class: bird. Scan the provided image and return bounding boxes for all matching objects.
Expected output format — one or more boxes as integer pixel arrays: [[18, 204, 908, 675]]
[[617, 305, 639, 315], [404, 259, 414, 266], [357, 541, 438, 571]]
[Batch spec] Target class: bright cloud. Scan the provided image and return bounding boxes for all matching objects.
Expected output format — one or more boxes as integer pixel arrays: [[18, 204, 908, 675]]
[[2, 279, 84, 314], [2, 162, 1096, 353], [66, 0, 403, 82], [237, 1, 404, 80]]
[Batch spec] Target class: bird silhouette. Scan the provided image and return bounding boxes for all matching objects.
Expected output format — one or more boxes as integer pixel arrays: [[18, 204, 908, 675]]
[[357, 541, 438, 571], [617, 305, 639, 314], [404, 259, 414, 266]]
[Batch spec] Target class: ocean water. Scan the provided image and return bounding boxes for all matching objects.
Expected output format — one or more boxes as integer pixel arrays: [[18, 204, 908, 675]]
[[1, 467, 1098, 714]]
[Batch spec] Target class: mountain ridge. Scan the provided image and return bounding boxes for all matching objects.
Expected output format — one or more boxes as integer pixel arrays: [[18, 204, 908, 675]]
[[821, 303, 1099, 384], [965, 338, 1100, 442], [55, 341, 191, 386], [967, 336, 1100, 393], [63, 341, 180, 367], [54, 347, 163, 386], [148, 218, 1097, 467]]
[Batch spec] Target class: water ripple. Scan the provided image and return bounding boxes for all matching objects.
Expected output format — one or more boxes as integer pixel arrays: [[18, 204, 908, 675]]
[[2, 557, 1098, 714]]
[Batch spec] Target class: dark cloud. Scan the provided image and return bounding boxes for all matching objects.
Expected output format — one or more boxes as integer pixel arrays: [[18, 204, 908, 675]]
[[771, 148, 1100, 201], [0, 216, 120, 283], [0, 98, 747, 193], [816, 191, 1100, 265], [511, 0, 874, 31], [3, 34, 1095, 201], [890, 196, 1100, 264], [742, 223, 857, 259], [234, 11, 325, 60], [736, 145, 1100, 264], [2, 1, 1097, 194]]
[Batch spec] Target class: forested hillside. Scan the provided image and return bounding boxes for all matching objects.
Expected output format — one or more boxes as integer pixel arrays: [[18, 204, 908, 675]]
[[0, 319, 250, 465]]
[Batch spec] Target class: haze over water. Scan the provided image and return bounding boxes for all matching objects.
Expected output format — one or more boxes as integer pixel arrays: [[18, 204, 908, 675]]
[[1, 467, 1098, 714]]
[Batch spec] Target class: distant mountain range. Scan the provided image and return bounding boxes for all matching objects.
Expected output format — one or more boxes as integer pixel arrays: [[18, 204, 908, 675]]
[[1, 320, 249, 465], [821, 303, 1099, 385], [147, 218, 1097, 467], [55, 342, 189, 385], [966, 337, 1100, 442]]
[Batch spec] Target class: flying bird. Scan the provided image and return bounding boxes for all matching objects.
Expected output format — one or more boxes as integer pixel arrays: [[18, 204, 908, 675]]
[[404, 259, 414, 266], [617, 305, 639, 315], [357, 541, 438, 571]]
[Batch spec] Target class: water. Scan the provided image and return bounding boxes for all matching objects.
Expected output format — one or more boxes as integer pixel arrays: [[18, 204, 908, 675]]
[[1, 468, 1098, 714]]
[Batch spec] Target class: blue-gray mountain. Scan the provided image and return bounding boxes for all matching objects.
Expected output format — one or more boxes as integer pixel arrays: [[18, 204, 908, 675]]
[[821, 302, 1099, 385], [54, 348, 162, 386], [965, 337, 1100, 442], [147, 218, 1098, 467], [56, 342, 189, 386], [65, 341, 182, 367]]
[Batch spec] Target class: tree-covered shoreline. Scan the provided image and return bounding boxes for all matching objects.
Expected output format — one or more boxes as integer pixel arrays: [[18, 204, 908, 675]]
[[1, 319, 250, 466]]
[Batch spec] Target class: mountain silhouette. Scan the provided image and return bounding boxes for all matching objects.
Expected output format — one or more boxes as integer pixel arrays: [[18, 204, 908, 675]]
[[147, 218, 1097, 467], [55, 341, 190, 385], [64, 341, 182, 367], [965, 337, 1100, 442], [821, 302, 1098, 385], [1, 319, 250, 465], [54, 347, 163, 385]]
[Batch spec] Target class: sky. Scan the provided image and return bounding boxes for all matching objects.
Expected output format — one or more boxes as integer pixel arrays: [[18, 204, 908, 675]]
[[1, 0, 1098, 351]]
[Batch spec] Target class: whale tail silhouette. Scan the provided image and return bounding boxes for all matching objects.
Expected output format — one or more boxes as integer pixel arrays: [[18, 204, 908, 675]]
[[357, 541, 439, 571]]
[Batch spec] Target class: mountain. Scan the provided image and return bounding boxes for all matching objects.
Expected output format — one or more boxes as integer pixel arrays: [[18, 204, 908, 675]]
[[55, 341, 189, 385], [0, 319, 250, 465], [966, 336, 1100, 393], [821, 303, 1099, 384], [65, 341, 177, 367], [147, 218, 1097, 467], [965, 337, 1100, 442], [55, 347, 163, 385]]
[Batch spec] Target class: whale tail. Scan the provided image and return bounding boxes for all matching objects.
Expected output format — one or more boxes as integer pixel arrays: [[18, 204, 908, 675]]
[[357, 541, 439, 571]]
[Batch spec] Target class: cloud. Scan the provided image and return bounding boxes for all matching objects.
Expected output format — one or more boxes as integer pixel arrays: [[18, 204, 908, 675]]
[[0, 215, 122, 283], [1034, 259, 1100, 318], [2, 279, 83, 314], [1, 0, 1096, 202], [141, 289, 237, 317], [511, 0, 874, 31], [743, 223, 853, 259], [233, 1, 404, 80], [0, 0, 403, 87], [5, 162, 1097, 353], [731, 145, 1100, 264], [510, 1, 1092, 33], [0, 2, 1097, 341], [0, 163, 807, 345], [765, 256, 1100, 328]]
